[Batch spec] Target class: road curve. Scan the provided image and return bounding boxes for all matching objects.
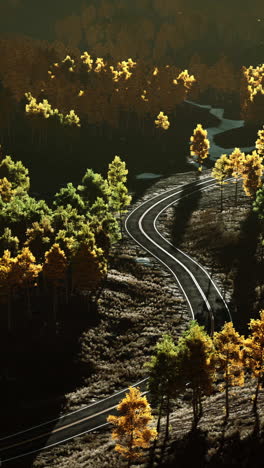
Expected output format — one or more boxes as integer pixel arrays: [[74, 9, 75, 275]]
[[0, 176, 232, 465], [125, 175, 232, 335]]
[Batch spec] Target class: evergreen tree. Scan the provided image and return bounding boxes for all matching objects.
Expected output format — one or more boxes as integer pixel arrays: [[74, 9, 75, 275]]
[[107, 386, 157, 467]]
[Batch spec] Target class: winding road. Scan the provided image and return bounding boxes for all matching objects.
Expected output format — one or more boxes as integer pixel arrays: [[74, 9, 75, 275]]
[[0, 175, 232, 465]]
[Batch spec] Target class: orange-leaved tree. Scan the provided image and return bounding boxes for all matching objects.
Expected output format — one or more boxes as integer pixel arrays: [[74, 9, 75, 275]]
[[244, 310, 264, 411], [107, 386, 157, 467], [213, 322, 245, 419], [190, 123, 210, 173], [43, 243, 68, 324]]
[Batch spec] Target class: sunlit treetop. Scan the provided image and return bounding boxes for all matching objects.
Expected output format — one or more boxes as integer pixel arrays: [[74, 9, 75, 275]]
[[154, 111, 170, 130]]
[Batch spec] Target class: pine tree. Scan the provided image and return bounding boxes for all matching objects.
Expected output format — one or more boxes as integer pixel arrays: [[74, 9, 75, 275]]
[[228, 148, 245, 205], [107, 386, 157, 467], [211, 154, 232, 211], [190, 123, 210, 173], [244, 310, 264, 411], [213, 322, 245, 419], [177, 321, 215, 426]]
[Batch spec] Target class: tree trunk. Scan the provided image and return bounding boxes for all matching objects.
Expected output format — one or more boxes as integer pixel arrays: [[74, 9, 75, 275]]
[[253, 375, 261, 412], [165, 396, 170, 439], [235, 179, 238, 206], [156, 396, 164, 433], [220, 184, 223, 212], [7, 292, 12, 332], [26, 284, 32, 319], [225, 370, 229, 419], [53, 284, 57, 329]]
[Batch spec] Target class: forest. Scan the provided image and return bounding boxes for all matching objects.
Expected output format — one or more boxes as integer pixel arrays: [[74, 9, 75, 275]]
[[0, 1, 264, 467]]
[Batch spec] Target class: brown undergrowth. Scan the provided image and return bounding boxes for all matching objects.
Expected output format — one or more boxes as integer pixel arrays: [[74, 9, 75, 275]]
[[31, 169, 264, 467]]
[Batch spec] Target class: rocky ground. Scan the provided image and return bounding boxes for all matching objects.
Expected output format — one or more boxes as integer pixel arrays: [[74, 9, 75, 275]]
[[13, 168, 264, 468]]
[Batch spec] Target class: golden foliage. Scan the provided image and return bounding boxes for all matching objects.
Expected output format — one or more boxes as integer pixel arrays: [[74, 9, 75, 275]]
[[154, 111, 170, 130], [213, 322, 245, 397], [0, 177, 15, 202], [256, 125, 264, 157], [43, 243, 67, 286], [190, 123, 210, 171], [107, 386, 157, 462], [241, 151, 263, 197]]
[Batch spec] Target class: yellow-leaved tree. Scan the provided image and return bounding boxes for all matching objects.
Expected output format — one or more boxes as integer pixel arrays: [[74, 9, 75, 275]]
[[228, 147, 245, 205], [190, 123, 210, 173], [241, 151, 263, 198], [244, 310, 264, 411], [213, 322, 245, 419], [256, 125, 264, 157], [72, 241, 107, 299], [107, 386, 157, 467], [14, 247, 42, 318], [154, 111, 170, 130], [211, 154, 232, 212], [0, 250, 17, 331]]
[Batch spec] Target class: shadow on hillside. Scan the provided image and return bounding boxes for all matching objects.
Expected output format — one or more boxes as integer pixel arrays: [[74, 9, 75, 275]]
[[0, 295, 101, 467], [157, 426, 264, 468], [170, 179, 202, 248], [231, 211, 261, 334], [214, 210, 260, 335]]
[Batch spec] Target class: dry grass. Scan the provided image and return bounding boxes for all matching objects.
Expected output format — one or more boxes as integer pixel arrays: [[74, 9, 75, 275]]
[[31, 169, 264, 468]]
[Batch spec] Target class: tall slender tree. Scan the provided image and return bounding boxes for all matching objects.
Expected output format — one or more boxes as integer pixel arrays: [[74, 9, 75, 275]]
[[228, 147, 245, 205], [211, 154, 232, 211], [213, 322, 244, 419], [244, 310, 264, 411], [107, 386, 157, 467], [176, 321, 215, 426], [190, 123, 210, 173]]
